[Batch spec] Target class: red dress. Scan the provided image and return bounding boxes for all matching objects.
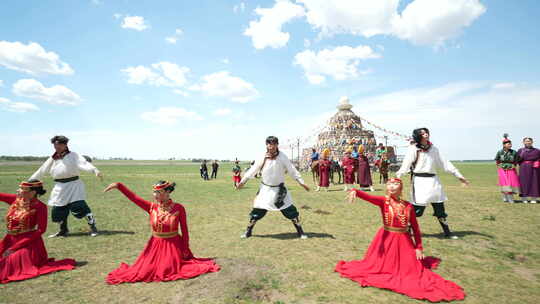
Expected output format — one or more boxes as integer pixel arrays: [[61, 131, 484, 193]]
[[335, 190, 465, 302], [318, 159, 331, 187], [106, 183, 220, 284], [0, 193, 76, 284], [342, 156, 356, 184]]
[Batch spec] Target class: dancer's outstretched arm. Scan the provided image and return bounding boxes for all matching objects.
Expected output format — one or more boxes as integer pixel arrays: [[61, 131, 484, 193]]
[[104, 182, 151, 213], [348, 189, 385, 207], [0, 193, 17, 205]]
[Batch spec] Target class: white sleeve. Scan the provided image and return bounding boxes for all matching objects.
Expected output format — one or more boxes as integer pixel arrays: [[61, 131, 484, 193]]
[[29, 157, 53, 180], [282, 154, 305, 185], [434, 147, 464, 179], [75, 152, 99, 174], [396, 145, 416, 178], [240, 158, 264, 184]]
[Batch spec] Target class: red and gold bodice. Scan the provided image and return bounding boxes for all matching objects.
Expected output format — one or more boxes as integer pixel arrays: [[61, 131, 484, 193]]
[[5, 198, 39, 233], [381, 196, 412, 229], [148, 201, 181, 234], [319, 159, 331, 171], [341, 157, 355, 170]]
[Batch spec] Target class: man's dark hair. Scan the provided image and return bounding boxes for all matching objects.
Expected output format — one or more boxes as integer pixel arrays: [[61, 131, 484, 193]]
[[412, 128, 430, 146], [50, 135, 69, 144], [266, 136, 279, 144]]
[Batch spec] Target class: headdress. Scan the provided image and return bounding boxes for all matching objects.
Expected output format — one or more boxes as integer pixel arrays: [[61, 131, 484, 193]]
[[502, 133, 511, 144]]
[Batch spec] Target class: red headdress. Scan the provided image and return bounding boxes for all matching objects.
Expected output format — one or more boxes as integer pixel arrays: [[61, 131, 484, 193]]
[[502, 133, 511, 144], [153, 181, 172, 191], [19, 180, 43, 191]]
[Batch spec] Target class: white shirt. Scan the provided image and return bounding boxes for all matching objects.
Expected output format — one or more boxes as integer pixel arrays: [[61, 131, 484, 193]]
[[30, 151, 100, 206], [241, 152, 305, 186], [30, 151, 100, 180], [396, 144, 464, 179]]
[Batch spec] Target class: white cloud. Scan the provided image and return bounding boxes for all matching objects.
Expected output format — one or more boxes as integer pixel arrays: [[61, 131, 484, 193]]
[[122, 62, 190, 87], [392, 0, 486, 46], [173, 89, 189, 97], [244, 0, 305, 49], [0, 41, 74, 76], [165, 28, 184, 44], [121, 16, 149, 31], [222, 58, 230, 64], [12, 79, 81, 105], [213, 108, 232, 116], [234, 2, 246, 13], [91, 0, 103, 5], [141, 107, 203, 125], [303, 38, 311, 48], [192, 71, 260, 103], [0, 97, 39, 112], [293, 45, 381, 84], [492, 82, 516, 90], [294, 0, 485, 46]]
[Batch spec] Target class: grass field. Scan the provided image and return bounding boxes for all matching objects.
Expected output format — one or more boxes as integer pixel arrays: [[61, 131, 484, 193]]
[[0, 161, 539, 304]]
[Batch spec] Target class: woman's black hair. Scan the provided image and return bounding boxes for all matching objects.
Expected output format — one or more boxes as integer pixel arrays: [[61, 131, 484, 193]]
[[412, 128, 430, 147], [523, 137, 533, 142], [156, 180, 176, 193], [27, 179, 47, 196]]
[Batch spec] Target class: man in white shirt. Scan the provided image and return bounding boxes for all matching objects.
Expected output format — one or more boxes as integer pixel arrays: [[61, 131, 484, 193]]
[[396, 128, 469, 239], [30, 135, 103, 237], [237, 136, 310, 239]]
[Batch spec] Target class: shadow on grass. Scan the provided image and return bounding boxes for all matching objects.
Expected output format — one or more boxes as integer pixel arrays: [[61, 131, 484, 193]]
[[63, 230, 135, 237], [422, 230, 494, 239], [75, 261, 88, 267], [254, 232, 335, 240]]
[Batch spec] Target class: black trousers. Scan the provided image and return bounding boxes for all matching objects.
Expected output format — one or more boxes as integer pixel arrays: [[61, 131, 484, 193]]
[[211, 169, 218, 179], [249, 205, 300, 221], [413, 202, 448, 218], [51, 200, 92, 223]]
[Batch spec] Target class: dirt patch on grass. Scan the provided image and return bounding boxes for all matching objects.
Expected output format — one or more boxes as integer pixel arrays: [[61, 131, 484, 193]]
[[171, 258, 289, 304], [513, 266, 538, 281]]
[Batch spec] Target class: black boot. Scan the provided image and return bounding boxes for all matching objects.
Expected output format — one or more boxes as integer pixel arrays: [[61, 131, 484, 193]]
[[86, 213, 98, 237], [292, 217, 308, 239], [241, 220, 257, 238], [49, 220, 69, 238], [438, 217, 458, 239]]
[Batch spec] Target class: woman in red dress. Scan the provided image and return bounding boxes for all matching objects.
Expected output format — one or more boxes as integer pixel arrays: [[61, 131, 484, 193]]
[[335, 178, 465, 302], [0, 180, 76, 284], [103, 180, 220, 284], [317, 148, 331, 191], [341, 147, 356, 191]]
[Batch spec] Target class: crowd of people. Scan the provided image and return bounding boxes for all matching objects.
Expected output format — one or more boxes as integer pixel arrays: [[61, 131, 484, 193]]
[[2, 130, 539, 302]]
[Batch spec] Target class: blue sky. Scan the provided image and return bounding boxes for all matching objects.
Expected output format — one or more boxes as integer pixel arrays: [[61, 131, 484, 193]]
[[1, 0, 539, 160]]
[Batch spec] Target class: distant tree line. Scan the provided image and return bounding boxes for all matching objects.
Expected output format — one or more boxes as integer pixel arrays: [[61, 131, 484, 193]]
[[0, 155, 48, 161]]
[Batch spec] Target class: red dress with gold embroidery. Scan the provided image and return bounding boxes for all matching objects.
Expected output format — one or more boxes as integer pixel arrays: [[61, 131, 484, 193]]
[[0, 193, 75, 284], [106, 183, 220, 284], [335, 190, 465, 302]]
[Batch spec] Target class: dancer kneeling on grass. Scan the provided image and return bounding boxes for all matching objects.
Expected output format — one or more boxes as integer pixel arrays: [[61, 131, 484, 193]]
[[335, 178, 465, 302], [103, 181, 220, 284], [1, 180, 76, 284]]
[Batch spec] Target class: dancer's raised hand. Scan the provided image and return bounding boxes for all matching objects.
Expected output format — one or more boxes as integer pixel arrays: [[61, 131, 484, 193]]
[[459, 178, 470, 187], [103, 182, 119, 193]]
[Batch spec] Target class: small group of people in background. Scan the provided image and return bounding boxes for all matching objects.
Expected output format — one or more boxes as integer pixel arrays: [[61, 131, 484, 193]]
[[199, 160, 219, 180], [495, 135, 540, 203]]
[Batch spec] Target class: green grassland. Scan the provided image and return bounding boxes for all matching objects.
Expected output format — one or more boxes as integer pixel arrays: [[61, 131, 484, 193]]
[[0, 161, 538, 304]]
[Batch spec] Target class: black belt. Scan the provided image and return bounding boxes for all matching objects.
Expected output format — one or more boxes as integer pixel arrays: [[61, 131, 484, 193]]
[[261, 181, 281, 187], [54, 176, 79, 183], [413, 173, 436, 177]]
